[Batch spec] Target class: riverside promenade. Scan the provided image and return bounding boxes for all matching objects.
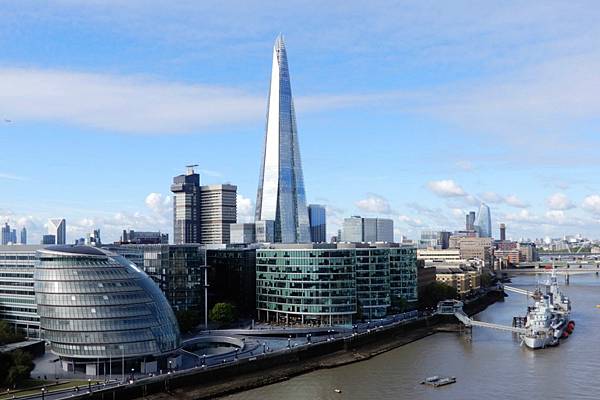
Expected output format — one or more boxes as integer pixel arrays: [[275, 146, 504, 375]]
[[21, 290, 502, 400]]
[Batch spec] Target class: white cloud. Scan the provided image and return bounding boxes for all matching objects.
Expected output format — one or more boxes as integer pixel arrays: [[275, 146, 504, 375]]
[[0, 68, 264, 134], [145, 192, 171, 216], [504, 195, 528, 208], [427, 180, 466, 197], [582, 195, 600, 215], [355, 193, 393, 214], [0, 172, 27, 181], [398, 215, 424, 228], [480, 192, 528, 208], [546, 193, 575, 211], [237, 194, 254, 223]]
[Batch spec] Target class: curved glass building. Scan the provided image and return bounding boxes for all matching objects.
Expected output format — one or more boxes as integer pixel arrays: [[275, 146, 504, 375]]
[[256, 248, 356, 326], [34, 246, 180, 374], [475, 202, 492, 238]]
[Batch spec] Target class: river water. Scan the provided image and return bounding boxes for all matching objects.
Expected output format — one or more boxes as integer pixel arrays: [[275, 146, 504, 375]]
[[225, 275, 600, 400]]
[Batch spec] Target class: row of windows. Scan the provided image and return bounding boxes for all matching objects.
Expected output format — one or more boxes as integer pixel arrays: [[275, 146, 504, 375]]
[[52, 340, 159, 358], [41, 316, 157, 332], [37, 304, 152, 319], [36, 292, 151, 306], [44, 329, 155, 345]]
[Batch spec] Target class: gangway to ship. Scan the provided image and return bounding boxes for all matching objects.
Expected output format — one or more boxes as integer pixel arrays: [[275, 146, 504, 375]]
[[436, 299, 527, 334], [454, 310, 527, 334], [503, 285, 537, 298]]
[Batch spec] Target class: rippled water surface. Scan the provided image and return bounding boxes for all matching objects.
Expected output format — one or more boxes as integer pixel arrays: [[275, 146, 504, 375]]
[[225, 275, 600, 400]]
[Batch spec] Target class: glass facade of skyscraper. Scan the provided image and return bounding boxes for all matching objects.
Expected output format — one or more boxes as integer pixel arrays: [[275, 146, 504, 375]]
[[171, 167, 201, 244], [308, 204, 326, 243], [475, 203, 492, 238], [255, 36, 311, 243]]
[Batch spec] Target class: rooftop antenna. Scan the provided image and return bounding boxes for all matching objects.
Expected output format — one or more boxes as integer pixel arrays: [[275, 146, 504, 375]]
[[185, 164, 199, 175]]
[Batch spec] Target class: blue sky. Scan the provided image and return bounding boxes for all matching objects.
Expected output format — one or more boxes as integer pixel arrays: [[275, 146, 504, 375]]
[[1, 0, 600, 243]]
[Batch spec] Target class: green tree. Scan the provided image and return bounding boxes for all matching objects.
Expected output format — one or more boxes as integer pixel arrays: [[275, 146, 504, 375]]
[[175, 310, 201, 333], [419, 282, 458, 309], [0, 321, 23, 345], [0, 350, 33, 388], [391, 295, 409, 313], [209, 303, 236, 326]]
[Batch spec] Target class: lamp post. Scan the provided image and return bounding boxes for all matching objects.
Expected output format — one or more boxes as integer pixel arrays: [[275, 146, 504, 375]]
[[121, 346, 125, 383], [168, 360, 172, 373], [40, 388, 45, 400], [202, 354, 206, 368], [88, 378, 91, 392]]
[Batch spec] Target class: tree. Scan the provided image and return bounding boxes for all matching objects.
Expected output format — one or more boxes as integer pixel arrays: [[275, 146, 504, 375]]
[[419, 282, 458, 309], [175, 310, 201, 333], [0, 350, 33, 388], [209, 303, 236, 326], [391, 295, 409, 313], [0, 321, 23, 345]]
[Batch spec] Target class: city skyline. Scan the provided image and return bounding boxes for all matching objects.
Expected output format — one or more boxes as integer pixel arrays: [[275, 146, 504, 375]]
[[2, 2, 600, 242]]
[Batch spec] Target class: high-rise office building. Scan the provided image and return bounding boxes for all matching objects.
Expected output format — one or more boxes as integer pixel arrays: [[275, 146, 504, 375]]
[[1, 223, 10, 245], [48, 218, 66, 245], [466, 211, 476, 231], [200, 184, 237, 244], [230, 223, 256, 244], [499, 223, 506, 241], [41, 235, 56, 245], [20, 227, 27, 244], [308, 204, 326, 243], [342, 216, 394, 243], [171, 165, 201, 244], [475, 203, 492, 238], [255, 35, 311, 244]]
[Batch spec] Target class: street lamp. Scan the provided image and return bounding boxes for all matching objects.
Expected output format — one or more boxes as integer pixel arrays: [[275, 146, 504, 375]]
[[168, 360, 172, 373], [88, 378, 92, 392], [40, 388, 46, 400], [202, 354, 206, 367]]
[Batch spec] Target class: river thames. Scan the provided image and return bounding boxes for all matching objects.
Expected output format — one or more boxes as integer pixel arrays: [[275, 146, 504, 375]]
[[225, 275, 600, 400]]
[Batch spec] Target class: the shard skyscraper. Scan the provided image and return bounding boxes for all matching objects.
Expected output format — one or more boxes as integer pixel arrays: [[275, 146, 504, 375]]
[[255, 35, 311, 243]]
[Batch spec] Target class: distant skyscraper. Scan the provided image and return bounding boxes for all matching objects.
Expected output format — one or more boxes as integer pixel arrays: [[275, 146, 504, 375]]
[[466, 211, 476, 231], [342, 216, 394, 242], [1, 223, 10, 245], [308, 204, 326, 243], [171, 165, 201, 244], [200, 184, 237, 244], [255, 35, 311, 243], [41, 234, 56, 245], [499, 223, 506, 241], [20, 227, 26, 244], [475, 203, 492, 238], [48, 218, 66, 245]]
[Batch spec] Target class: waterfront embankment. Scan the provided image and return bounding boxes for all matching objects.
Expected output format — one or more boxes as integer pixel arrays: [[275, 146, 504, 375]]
[[69, 290, 503, 400]]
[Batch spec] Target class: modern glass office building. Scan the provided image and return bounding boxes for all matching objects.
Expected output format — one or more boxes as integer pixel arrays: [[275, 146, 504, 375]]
[[389, 246, 418, 305], [171, 166, 201, 244], [256, 248, 356, 326], [355, 248, 390, 319], [475, 202, 492, 238], [0, 245, 42, 338], [308, 204, 327, 243], [34, 246, 180, 375], [255, 35, 311, 244], [106, 244, 207, 313]]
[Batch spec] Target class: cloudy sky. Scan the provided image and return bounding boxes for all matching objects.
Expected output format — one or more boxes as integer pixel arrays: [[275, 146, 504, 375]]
[[1, 0, 600, 243]]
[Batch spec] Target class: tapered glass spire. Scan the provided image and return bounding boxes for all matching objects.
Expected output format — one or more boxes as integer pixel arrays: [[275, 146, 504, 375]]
[[255, 35, 310, 243]]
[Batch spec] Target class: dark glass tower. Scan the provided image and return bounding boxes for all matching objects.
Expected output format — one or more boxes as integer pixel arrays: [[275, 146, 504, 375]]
[[171, 165, 201, 244], [255, 35, 311, 243]]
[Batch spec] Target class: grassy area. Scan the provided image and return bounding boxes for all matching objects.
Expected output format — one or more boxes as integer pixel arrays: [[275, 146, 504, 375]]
[[0, 380, 103, 400]]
